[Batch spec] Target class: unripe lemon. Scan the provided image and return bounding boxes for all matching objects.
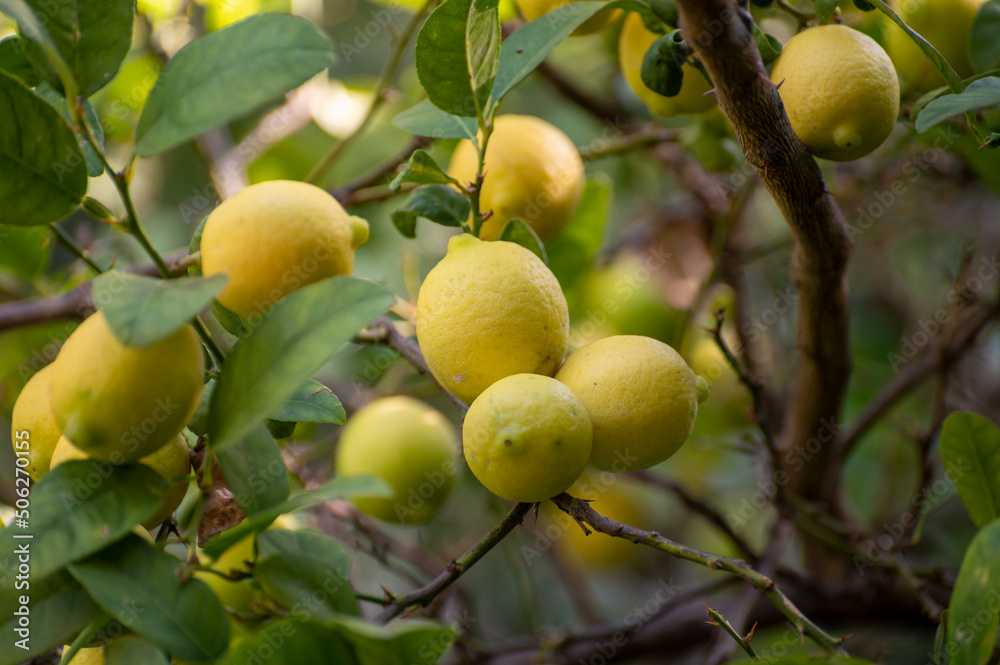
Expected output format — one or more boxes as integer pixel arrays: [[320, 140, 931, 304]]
[[770, 25, 899, 161], [555, 335, 707, 472], [885, 0, 987, 92], [448, 115, 584, 242], [201, 180, 370, 318], [63, 647, 104, 665], [618, 13, 716, 117], [51, 434, 191, 529], [10, 364, 61, 480], [50, 312, 204, 462], [416, 234, 569, 404], [514, 0, 618, 36], [335, 396, 459, 524], [464, 374, 592, 503]]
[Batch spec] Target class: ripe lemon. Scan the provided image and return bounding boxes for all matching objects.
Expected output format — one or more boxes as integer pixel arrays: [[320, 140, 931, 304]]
[[201, 180, 370, 319], [51, 434, 191, 529], [464, 374, 592, 503], [50, 312, 204, 462], [335, 396, 459, 524], [560, 471, 650, 566], [514, 0, 618, 35], [448, 115, 584, 242], [63, 647, 104, 665], [770, 25, 899, 161], [555, 335, 707, 472], [416, 234, 569, 404], [10, 364, 61, 480], [885, 0, 987, 92], [618, 13, 716, 117]]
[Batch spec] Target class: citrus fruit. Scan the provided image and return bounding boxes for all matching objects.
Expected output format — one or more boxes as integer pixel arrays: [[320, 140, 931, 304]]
[[200, 180, 370, 319], [555, 335, 707, 472], [618, 13, 716, 117], [560, 471, 650, 566], [335, 396, 459, 524], [884, 0, 987, 92], [49, 312, 204, 462], [416, 234, 569, 404], [464, 373, 592, 503], [63, 647, 104, 665], [770, 24, 899, 161], [448, 115, 584, 242], [514, 0, 618, 35], [10, 363, 61, 480], [50, 434, 191, 529]]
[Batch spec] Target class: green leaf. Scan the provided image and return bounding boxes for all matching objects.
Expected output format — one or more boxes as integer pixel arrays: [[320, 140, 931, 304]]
[[0, 36, 40, 86], [940, 411, 1000, 527], [916, 77, 1000, 133], [222, 618, 358, 665], [648, 0, 677, 26], [498, 218, 547, 264], [92, 271, 226, 348], [327, 615, 456, 665], [971, 1, 1000, 74], [393, 99, 478, 139], [814, 0, 839, 23], [0, 570, 103, 665], [202, 475, 390, 558], [136, 13, 335, 156], [414, 0, 500, 118], [910, 477, 957, 545], [208, 276, 392, 450], [34, 83, 104, 176], [934, 611, 949, 664], [255, 529, 359, 621], [868, 0, 965, 93], [269, 379, 346, 424], [0, 224, 51, 277], [389, 149, 459, 191], [0, 461, 167, 583], [0, 70, 86, 226], [640, 32, 684, 97], [752, 24, 783, 65], [391, 185, 470, 238], [216, 426, 290, 516], [946, 518, 1000, 665], [105, 635, 170, 665], [69, 533, 230, 661], [546, 174, 611, 289]]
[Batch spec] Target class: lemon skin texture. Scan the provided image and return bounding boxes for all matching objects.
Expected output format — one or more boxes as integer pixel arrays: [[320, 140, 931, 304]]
[[335, 396, 459, 524], [448, 115, 584, 242], [770, 25, 899, 162], [556, 335, 705, 472], [63, 647, 104, 665], [885, 0, 987, 92], [51, 434, 191, 529], [10, 364, 62, 480], [49, 312, 204, 462], [515, 0, 618, 35], [464, 373, 592, 503], [416, 234, 570, 404], [201, 180, 370, 319], [618, 13, 716, 117]]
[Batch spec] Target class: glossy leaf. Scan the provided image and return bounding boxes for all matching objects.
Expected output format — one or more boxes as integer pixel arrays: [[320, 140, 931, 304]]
[[106, 635, 170, 665], [34, 83, 104, 176], [940, 412, 1000, 527], [269, 379, 346, 424], [0, 224, 51, 277], [971, 1, 1000, 74], [916, 77, 1000, 133], [0, 36, 40, 86], [389, 149, 458, 191], [222, 618, 358, 665], [498, 218, 547, 264], [216, 426, 290, 516], [328, 615, 456, 665], [391, 185, 470, 238], [0, 70, 86, 226], [69, 534, 230, 661], [946, 519, 1000, 665], [136, 13, 335, 156], [392, 99, 478, 139]]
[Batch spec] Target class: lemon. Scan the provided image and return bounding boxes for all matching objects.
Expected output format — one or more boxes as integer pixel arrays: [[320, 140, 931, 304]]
[[10, 364, 61, 480], [515, 0, 618, 35], [770, 25, 899, 161], [50, 312, 204, 462], [51, 434, 191, 529], [335, 396, 459, 524], [618, 13, 716, 117], [448, 115, 584, 242], [464, 374, 592, 503], [63, 647, 104, 665], [416, 234, 569, 404], [560, 471, 649, 566], [885, 0, 987, 92], [201, 180, 370, 319], [556, 335, 707, 472]]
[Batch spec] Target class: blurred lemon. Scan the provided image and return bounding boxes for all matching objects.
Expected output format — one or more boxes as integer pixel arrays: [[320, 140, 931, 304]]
[[515, 0, 618, 35], [10, 364, 61, 480]]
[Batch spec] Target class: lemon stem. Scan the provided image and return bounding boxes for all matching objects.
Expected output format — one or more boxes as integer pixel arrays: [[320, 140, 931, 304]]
[[48, 222, 104, 274], [57, 614, 113, 665], [469, 117, 494, 238]]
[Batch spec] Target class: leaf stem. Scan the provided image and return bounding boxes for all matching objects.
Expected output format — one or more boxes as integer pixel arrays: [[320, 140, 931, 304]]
[[48, 222, 103, 274], [58, 614, 112, 665]]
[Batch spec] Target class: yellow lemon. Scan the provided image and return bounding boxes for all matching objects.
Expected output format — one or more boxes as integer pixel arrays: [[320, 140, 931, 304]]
[[201, 180, 369, 319], [515, 0, 618, 35], [448, 115, 584, 242], [885, 0, 987, 92], [10, 364, 61, 480], [770, 24, 899, 161], [63, 647, 104, 665], [49, 312, 204, 462], [464, 374, 592, 503], [618, 13, 716, 117], [335, 396, 459, 524], [560, 471, 650, 566], [51, 434, 191, 529], [556, 335, 707, 472], [416, 234, 569, 404]]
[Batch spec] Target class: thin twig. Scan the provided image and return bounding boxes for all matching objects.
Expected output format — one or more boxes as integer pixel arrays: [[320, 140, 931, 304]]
[[705, 605, 759, 661], [48, 222, 104, 274], [331, 134, 434, 202]]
